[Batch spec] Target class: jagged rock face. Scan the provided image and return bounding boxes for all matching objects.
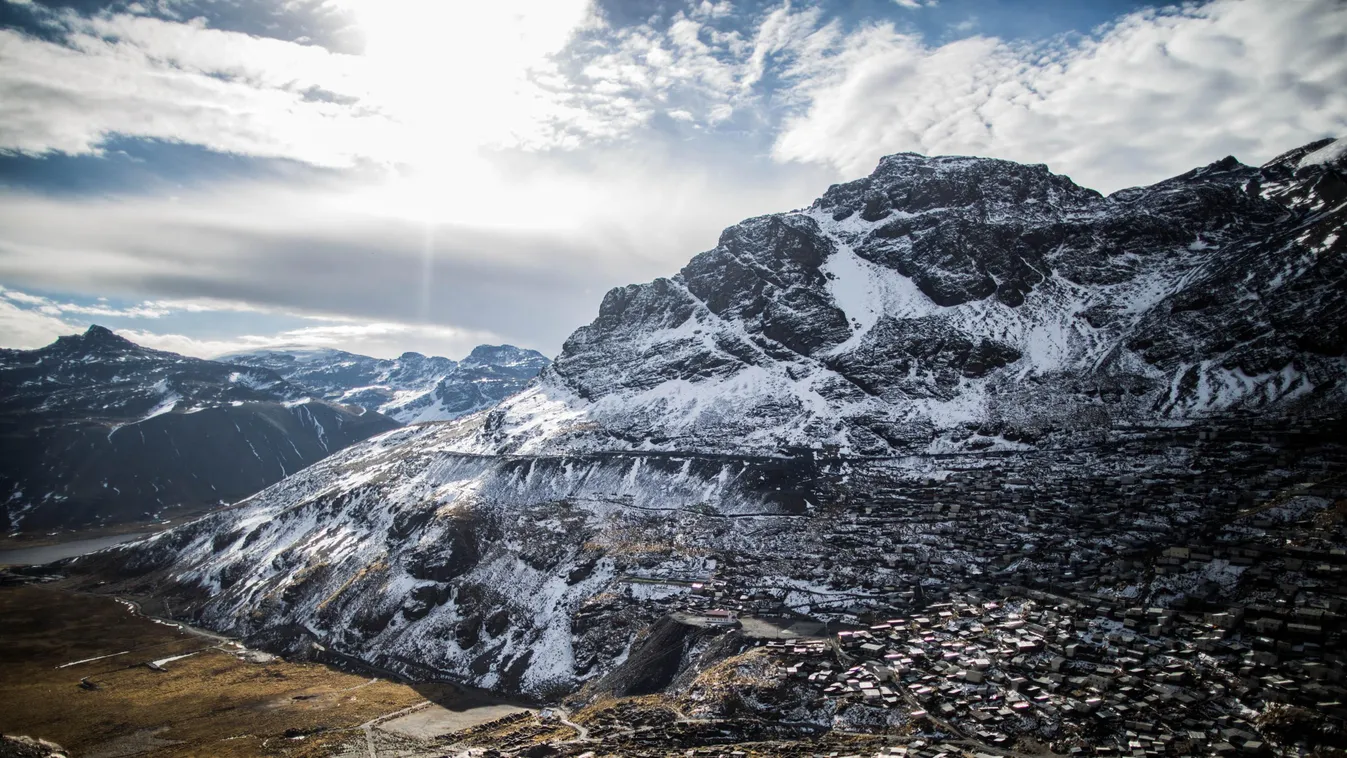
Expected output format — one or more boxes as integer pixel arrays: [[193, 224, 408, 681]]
[[0, 327, 398, 531], [226, 344, 550, 424], [475, 138, 1347, 455]]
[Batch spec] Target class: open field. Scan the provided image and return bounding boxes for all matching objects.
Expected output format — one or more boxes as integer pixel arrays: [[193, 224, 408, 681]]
[[0, 585, 524, 757]]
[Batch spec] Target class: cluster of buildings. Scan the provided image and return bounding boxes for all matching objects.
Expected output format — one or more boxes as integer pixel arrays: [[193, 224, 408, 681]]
[[773, 591, 1326, 755], [666, 422, 1347, 756]]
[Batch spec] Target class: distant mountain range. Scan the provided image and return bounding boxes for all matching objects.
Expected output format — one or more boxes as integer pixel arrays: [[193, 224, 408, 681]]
[[0, 328, 550, 532], [223, 344, 550, 424]]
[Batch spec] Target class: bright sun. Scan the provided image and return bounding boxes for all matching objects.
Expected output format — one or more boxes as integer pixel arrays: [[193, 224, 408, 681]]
[[336, 0, 594, 225], [349, 0, 592, 168]]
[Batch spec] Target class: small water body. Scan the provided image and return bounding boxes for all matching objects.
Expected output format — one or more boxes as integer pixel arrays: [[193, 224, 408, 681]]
[[0, 532, 152, 566]]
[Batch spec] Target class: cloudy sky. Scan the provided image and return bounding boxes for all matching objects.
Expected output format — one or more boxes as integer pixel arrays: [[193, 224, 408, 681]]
[[1, 0, 1344, 360]]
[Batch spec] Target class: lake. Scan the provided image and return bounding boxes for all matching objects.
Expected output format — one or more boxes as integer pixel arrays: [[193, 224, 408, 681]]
[[0, 532, 153, 566]]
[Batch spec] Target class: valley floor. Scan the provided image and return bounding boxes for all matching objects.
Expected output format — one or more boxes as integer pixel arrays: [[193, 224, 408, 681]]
[[0, 585, 530, 758]]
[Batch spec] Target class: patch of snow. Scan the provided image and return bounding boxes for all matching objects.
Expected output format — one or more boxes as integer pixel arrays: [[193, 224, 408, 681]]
[[1298, 137, 1347, 168], [109, 380, 180, 439], [818, 234, 939, 355], [228, 371, 275, 390], [56, 650, 130, 669], [150, 651, 201, 668]]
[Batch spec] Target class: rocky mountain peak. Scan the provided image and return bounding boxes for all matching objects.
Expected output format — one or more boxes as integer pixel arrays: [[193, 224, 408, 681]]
[[463, 344, 548, 368], [53, 324, 139, 355], [476, 137, 1347, 456], [814, 152, 1104, 225]]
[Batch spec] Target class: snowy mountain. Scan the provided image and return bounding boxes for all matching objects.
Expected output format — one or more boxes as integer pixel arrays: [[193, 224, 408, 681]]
[[0, 326, 398, 532], [456, 137, 1343, 456], [77, 138, 1346, 700], [222, 344, 550, 424]]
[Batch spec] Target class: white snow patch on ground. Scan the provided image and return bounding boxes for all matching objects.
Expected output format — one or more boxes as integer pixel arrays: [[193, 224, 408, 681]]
[[108, 379, 179, 439], [150, 651, 201, 668], [56, 650, 130, 668], [1299, 137, 1347, 168], [228, 371, 274, 390], [818, 234, 938, 355]]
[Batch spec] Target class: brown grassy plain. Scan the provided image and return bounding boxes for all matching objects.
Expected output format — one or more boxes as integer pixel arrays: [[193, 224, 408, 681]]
[[0, 585, 430, 757]]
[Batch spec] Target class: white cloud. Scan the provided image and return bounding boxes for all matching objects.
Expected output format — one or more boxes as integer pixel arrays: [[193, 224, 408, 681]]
[[0, 297, 84, 349], [119, 321, 503, 360], [2, 0, 1341, 190], [565, 9, 753, 133], [0, 285, 171, 318], [0, 284, 509, 358], [949, 16, 978, 34], [772, 0, 1347, 191], [0, 287, 49, 306], [1, 285, 295, 321], [0, 147, 834, 354], [0, 23, 387, 165], [691, 1, 734, 20], [0, 0, 603, 166]]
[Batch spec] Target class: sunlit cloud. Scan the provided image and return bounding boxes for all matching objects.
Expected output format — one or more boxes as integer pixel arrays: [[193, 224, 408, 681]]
[[0, 150, 835, 353], [772, 0, 1347, 191], [0, 284, 508, 359], [1, 0, 1344, 359], [4, 0, 1339, 191], [0, 0, 607, 169], [119, 320, 504, 360]]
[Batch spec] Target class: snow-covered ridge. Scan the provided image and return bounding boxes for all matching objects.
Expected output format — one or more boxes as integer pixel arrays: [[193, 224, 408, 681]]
[[443, 139, 1346, 456], [1298, 137, 1347, 169], [223, 344, 550, 424], [89, 420, 812, 694]]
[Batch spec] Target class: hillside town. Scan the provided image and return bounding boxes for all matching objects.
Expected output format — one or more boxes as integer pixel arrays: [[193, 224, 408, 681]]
[[542, 420, 1347, 757]]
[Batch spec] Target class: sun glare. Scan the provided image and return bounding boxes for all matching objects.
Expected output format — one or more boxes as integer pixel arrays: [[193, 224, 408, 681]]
[[348, 0, 591, 166], [334, 0, 594, 226]]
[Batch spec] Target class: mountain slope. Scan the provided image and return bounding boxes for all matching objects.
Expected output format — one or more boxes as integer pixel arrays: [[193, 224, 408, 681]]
[[224, 344, 550, 424], [75, 138, 1347, 701], [0, 327, 399, 532], [80, 429, 808, 694]]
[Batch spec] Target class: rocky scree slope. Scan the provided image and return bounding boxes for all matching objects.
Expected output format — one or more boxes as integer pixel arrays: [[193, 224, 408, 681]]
[[0, 327, 398, 532], [76, 138, 1347, 700], [463, 137, 1347, 455], [79, 428, 818, 696], [225, 344, 549, 424]]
